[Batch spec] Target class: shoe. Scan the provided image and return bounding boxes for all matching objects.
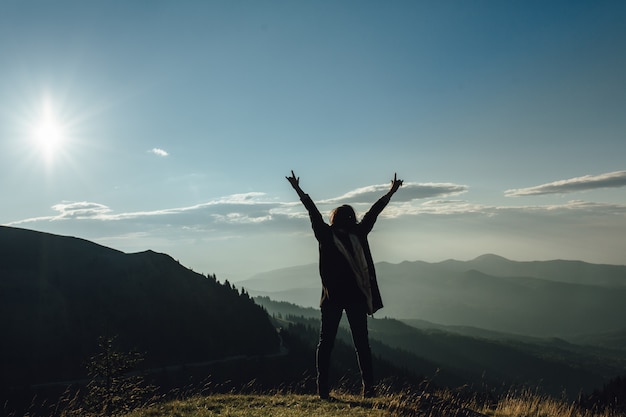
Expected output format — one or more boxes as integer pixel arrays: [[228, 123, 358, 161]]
[[318, 378, 330, 400]]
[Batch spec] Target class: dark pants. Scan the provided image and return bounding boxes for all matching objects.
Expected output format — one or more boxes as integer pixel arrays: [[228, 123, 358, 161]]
[[316, 302, 373, 396]]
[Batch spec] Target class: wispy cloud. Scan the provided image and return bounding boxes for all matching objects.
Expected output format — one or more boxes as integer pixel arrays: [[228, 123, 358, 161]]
[[505, 170, 626, 197], [6, 182, 466, 237], [149, 148, 169, 157], [12, 184, 626, 242], [7, 192, 279, 227], [320, 182, 468, 205], [51, 201, 112, 219]]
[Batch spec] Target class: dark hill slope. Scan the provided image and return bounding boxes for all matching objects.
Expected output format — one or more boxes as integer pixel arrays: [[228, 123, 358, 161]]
[[0, 226, 279, 388]]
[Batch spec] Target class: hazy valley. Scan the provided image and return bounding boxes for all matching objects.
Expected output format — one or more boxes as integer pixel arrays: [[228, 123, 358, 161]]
[[240, 255, 626, 338]]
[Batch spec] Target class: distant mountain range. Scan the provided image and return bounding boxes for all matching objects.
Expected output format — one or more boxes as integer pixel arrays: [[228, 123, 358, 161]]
[[240, 254, 626, 337]]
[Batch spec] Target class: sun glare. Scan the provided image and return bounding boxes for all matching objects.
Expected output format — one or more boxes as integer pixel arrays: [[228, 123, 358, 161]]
[[31, 98, 67, 161]]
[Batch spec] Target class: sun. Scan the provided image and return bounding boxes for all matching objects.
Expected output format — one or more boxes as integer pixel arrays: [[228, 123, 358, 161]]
[[30, 98, 68, 161]]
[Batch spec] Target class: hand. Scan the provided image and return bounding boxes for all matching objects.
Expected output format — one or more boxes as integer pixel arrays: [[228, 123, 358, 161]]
[[286, 170, 300, 189], [389, 173, 403, 194], [286, 170, 306, 198]]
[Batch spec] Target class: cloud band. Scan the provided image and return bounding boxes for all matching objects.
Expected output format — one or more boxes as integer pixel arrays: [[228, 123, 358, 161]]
[[505, 170, 626, 197]]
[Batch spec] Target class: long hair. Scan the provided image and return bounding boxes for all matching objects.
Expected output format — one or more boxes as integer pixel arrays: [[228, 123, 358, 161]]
[[330, 205, 357, 230]]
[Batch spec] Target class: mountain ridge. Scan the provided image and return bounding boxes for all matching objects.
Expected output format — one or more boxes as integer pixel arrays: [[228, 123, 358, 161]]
[[436, 253, 626, 287], [241, 254, 626, 337]]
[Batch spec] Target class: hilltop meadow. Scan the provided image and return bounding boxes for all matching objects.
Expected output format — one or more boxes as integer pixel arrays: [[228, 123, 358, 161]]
[[29, 387, 625, 417]]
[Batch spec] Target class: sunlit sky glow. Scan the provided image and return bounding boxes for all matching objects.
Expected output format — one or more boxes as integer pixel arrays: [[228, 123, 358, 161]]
[[1, 1, 625, 281]]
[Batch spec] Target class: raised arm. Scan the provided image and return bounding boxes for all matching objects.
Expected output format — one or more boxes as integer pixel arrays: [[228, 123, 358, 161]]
[[360, 173, 403, 233], [286, 170, 332, 240], [286, 170, 306, 199]]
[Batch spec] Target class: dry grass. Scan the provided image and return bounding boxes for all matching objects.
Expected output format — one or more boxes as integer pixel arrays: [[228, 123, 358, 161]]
[[123, 393, 390, 417], [117, 389, 620, 417], [15, 385, 621, 417], [473, 388, 620, 417]]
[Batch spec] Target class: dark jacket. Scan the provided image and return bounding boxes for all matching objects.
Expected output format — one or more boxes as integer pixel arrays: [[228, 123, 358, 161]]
[[300, 193, 391, 314]]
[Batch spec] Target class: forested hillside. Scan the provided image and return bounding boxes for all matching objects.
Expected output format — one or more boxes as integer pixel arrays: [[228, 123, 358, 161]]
[[0, 226, 279, 392], [256, 297, 626, 400]]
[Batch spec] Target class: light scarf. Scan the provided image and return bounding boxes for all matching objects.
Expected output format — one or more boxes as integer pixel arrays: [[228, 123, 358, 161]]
[[333, 232, 374, 314]]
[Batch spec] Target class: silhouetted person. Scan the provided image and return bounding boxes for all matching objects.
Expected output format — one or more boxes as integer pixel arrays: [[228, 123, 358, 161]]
[[286, 170, 403, 399]]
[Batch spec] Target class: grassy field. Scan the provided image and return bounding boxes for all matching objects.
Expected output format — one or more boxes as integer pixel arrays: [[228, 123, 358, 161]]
[[113, 389, 620, 417]]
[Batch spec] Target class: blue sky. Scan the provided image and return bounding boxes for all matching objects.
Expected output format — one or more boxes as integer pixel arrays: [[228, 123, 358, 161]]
[[1, 1, 625, 280]]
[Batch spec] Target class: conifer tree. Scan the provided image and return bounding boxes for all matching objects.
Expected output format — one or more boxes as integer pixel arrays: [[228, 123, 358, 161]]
[[83, 336, 156, 416]]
